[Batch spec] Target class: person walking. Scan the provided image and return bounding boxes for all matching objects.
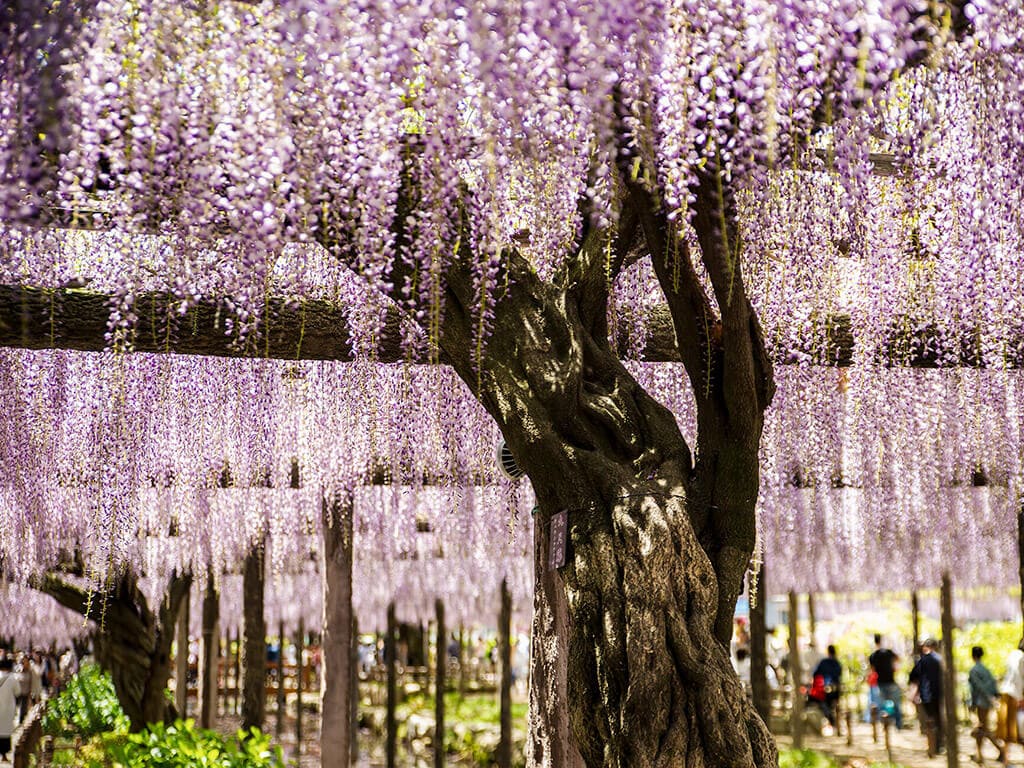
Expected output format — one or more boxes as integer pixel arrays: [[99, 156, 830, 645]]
[[968, 645, 1001, 764], [997, 639, 1024, 765], [811, 645, 843, 734], [0, 658, 17, 764], [869, 633, 903, 729], [909, 638, 944, 755]]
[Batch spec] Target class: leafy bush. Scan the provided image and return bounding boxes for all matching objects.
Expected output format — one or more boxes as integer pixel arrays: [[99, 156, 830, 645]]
[[104, 720, 285, 768], [43, 664, 129, 738], [778, 748, 914, 768]]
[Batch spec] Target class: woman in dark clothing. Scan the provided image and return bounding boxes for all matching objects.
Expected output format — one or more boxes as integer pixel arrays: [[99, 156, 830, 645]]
[[811, 645, 843, 729]]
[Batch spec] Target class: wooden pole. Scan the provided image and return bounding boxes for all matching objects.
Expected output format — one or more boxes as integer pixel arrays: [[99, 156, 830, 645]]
[[940, 573, 958, 768], [498, 579, 512, 768], [199, 571, 220, 730], [276, 620, 286, 737], [321, 496, 355, 768], [1018, 501, 1024, 635], [911, 591, 921, 660], [807, 592, 817, 651], [241, 542, 266, 731], [175, 588, 190, 718], [233, 629, 241, 716], [749, 563, 770, 723], [458, 625, 466, 697], [788, 590, 804, 749], [296, 618, 305, 753], [434, 599, 446, 768], [351, 614, 360, 767], [386, 602, 397, 768]]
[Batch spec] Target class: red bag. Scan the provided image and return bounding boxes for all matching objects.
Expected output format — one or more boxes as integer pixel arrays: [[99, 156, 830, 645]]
[[808, 674, 827, 702]]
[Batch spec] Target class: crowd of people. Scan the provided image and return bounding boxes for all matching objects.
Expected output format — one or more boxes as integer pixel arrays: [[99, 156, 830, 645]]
[[0, 648, 73, 764], [729, 621, 1024, 764]]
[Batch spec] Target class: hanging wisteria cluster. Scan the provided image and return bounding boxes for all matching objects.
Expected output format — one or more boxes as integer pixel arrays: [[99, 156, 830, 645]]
[[630, 363, 1024, 594], [203, 488, 534, 637], [0, 581, 92, 650], [0, 347, 532, 584], [0, 343, 1018, 601], [1, 1, 1024, 624], [1, 2, 1021, 360]]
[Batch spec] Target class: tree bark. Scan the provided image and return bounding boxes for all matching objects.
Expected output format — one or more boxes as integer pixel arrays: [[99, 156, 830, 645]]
[[528, 511, 585, 768], [36, 569, 191, 732], [321, 496, 355, 768], [749, 566, 770, 723], [376, 156, 778, 766], [241, 540, 267, 732]]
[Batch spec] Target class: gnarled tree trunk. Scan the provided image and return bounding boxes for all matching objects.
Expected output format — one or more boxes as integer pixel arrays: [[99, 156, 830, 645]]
[[37, 569, 192, 732], [379, 149, 777, 766]]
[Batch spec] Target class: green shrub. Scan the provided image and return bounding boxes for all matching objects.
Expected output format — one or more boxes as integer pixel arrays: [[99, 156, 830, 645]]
[[42, 664, 129, 738], [104, 720, 285, 768], [779, 748, 839, 768]]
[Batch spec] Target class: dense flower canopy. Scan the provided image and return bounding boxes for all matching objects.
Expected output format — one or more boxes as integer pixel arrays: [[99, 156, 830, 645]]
[[1, 1, 1024, 607], [0, 347, 1018, 598], [0, 1, 1021, 358]]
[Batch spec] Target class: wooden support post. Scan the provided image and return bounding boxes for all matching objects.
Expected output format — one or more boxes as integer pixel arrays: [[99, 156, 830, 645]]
[[386, 602, 397, 768], [845, 710, 853, 747], [199, 572, 220, 730], [321, 496, 355, 768], [911, 591, 920, 660], [435, 599, 446, 768], [940, 573, 958, 768], [276, 620, 286, 737], [749, 562, 770, 723], [232, 629, 240, 715], [1018, 500, 1024, 635], [883, 715, 893, 764], [351, 614, 360, 767], [241, 541, 266, 731], [458, 625, 466, 697], [788, 590, 804, 749], [807, 592, 817, 651], [498, 579, 512, 768], [175, 588, 190, 718], [296, 618, 305, 753]]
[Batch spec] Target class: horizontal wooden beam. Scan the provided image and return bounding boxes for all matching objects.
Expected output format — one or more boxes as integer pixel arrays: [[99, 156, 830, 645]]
[[0, 284, 413, 363], [0, 284, 692, 363], [1, 283, 1017, 368]]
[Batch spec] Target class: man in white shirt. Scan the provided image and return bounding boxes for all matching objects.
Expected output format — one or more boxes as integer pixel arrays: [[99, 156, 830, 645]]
[[997, 638, 1024, 756], [0, 657, 18, 763]]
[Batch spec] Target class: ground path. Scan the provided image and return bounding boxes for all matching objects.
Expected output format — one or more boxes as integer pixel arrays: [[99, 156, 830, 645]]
[[777, 715, 1016, 768]]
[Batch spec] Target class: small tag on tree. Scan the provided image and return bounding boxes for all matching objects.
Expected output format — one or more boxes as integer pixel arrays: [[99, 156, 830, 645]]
[[549, 509, 568, 570]]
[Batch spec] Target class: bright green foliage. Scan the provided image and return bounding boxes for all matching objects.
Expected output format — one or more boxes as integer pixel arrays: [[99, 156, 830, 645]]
[[103, 721, 285, 768], [42, 664, 129, 738], [955, 621, 1022, 680], [778, 748, 911, 768]]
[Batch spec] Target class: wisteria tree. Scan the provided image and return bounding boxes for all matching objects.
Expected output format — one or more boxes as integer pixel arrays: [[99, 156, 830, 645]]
[[3, 1, 1023, 767]]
